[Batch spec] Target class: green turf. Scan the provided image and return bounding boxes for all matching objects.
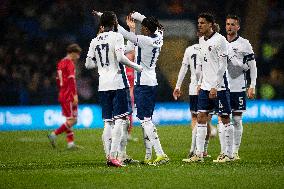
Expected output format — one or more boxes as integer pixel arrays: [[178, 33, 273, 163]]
[[0, 123, 284, 189]]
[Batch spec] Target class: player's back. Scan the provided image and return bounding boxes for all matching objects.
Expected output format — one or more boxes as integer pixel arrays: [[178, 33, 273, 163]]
[[135, 30, 163, 86], [91, 31, 129, 91], [56, 58, 76, 102], [183, 44, 200, 95]]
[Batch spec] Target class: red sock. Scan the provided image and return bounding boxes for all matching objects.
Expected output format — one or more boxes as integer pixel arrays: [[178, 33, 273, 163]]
[[128, 115, 133, 134], [66, 128, 74, 143], [54, 123, 68, 135]]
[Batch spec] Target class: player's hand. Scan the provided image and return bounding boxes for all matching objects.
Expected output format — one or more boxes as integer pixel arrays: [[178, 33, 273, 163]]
[[92, 10, 102, 17], [136, 65, 143, 73], [197, 85, 201, 95], [209, 88, 217, 99], [173, 88, 181, 100], [126, 15, 135, 32], [247, 87, 255, 99], [73, 95, 78, 105]]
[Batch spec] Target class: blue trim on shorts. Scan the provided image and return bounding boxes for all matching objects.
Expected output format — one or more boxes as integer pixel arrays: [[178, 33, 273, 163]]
[[99, 89, 132, 120], [197, 89, 231, 115]]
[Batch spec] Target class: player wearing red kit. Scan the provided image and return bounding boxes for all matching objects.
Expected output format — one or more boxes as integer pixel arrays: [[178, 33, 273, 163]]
[[125, 51, 138, 141], [48, 44, 82, 149]]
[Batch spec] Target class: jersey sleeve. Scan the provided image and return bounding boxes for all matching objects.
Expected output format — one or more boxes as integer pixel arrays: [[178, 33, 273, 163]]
[[244, 42, 257, 88], [87, 39, 95, 58], [175, 48, 190, 88]]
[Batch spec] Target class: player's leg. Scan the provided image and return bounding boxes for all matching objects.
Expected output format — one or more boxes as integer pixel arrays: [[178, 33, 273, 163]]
[[135, 85, 168, 165], [187, 95, 198, 158], [48, 101, 76, 148], [184, 90, 210, 163], [110, 88, 133, 166], [231, 91, 246, 160], [232, 112, 242, 160], [102, 120, 114, 161], [188, 113, 197, 158], [214, 90, 234, 162], [216, 115, 226, 157], [204, 114, 212, 157], [142, 127, 153, 164]]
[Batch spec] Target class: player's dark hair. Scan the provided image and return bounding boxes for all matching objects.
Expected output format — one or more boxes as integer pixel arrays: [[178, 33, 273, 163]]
[[100, 11, 118, 32], [66, 43, 82, 54], [141, 16, 164, 34], [226, 14, 241, 25], [198, 12, 215, 25]]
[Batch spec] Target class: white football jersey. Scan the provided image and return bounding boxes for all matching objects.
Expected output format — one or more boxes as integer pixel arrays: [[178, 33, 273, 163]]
[[176, 44, 201, 95], [199, 32, 229, 91], [134, 30, 163, 86], [227, 36, 256, 92], [87, 31, 129, 91]]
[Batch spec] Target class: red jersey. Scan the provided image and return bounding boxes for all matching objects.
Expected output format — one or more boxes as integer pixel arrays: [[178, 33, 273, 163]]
[[56, 57, 77, 102]]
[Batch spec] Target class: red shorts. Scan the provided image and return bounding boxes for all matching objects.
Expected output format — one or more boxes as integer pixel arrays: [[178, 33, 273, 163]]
[[60, 101, 78, 118]]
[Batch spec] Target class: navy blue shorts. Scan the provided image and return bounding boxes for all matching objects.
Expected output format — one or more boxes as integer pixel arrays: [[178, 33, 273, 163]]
[[99, 88, 132, 121], [230, 91, 246, 112], [134, 85, 157, 120], [189, 95, 198, 114], [197, 89, 231, 115]]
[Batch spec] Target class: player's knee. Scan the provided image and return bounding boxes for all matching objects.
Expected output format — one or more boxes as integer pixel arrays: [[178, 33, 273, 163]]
[[220, 115, 230, 124], [232, 115, 242, 128], [197, 112, 207, 124], [67, 118, 77, 127]]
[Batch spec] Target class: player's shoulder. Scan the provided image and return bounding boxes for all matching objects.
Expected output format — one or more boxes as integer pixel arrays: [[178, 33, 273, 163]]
[[214, 32, 227, 42], [238, 36, 252, 46], [57, 58, 72, 68], [186, 43, 200, 52]]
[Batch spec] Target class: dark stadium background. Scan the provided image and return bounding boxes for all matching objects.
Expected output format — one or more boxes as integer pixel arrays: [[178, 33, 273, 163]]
[[0, 0, 283, 105]]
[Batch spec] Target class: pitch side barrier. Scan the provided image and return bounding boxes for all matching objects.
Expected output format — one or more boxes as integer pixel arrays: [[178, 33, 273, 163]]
[[0, 100, 283, 131]]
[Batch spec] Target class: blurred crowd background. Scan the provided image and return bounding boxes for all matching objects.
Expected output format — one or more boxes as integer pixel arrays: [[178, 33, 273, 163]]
[[0, 0, 283, 106]]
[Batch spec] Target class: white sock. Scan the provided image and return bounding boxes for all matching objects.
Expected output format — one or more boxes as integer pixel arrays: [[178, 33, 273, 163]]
[[118, 119, 128, 159], [142, 127, 153, 159], [224, 123, 234, 158], [110, 119, 123, 159], [217, 121, 225, 154], [102, 121, 113, 159], [233, 115, 243, 154], [142, 120, 164, 156], [196, 123, 207, 157], [190, 127, 197, 153]]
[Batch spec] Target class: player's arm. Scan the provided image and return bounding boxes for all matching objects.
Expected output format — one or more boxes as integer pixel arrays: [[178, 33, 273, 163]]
[[173, 49, 189, 100], [245, 52, 257, 99], [115, 35, 143, 72], [124, 16, 136, 54], [196, 53, 203, 95], [211, 39, 228, 98], [216, 39, 229, 88], [85, 40, 98, 69]]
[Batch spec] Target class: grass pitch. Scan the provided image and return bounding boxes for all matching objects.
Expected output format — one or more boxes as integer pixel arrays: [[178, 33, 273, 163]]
[[0, 123, 283, 189]]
